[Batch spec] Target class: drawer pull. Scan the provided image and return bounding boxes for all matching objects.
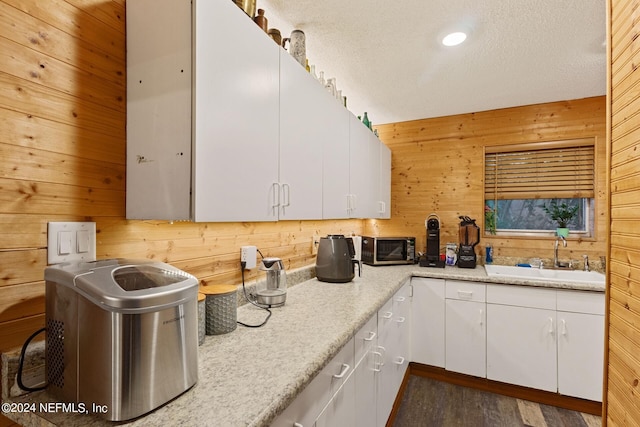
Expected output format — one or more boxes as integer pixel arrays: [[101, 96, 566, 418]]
[[364, 331, 377, 341], [395, 316, 406, 324], [395, 296, 406, 302], [382, 311, 393, 319], [372, 351, 383, 372], [333, 363, 350, 379], [394, 356, 405, 365], [458, 290, 473, 299]]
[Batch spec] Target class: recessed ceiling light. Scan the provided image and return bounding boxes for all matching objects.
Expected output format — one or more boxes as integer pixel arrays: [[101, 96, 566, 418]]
[[442, 31, 467, 47]]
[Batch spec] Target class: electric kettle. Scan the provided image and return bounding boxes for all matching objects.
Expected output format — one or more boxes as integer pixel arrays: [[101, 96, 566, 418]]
[[316, 235, 361, 283]]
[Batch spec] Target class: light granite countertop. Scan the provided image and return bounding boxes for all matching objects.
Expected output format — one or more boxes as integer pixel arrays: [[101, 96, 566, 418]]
[[2, 264, 604, 427]]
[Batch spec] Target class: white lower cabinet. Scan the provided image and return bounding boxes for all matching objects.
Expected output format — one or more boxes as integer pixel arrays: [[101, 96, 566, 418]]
[[354, 316, 378, 427], [445, 281, 486, 377], [377, 282, 411, 427], [271, 337, 354, 427], [272, 283, 411, 427], [486, 283, 605, 401], [556, 290, 605, 401], [487, 302, 557, 392], [411, 277, 445, 367], [315, 371, 355, 427]]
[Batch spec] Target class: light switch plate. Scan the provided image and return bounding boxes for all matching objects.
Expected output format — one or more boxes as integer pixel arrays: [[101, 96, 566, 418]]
[[47, 222, 96, 264]]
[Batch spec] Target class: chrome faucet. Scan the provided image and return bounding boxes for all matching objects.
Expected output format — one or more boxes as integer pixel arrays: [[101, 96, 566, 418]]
[[554, 236, 568, 268]]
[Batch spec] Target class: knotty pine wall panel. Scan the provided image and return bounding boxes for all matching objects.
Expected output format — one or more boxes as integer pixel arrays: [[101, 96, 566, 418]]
[[0, 0, 364, 374], [607, 0, 640, 424], [370, 97, 607, 263]]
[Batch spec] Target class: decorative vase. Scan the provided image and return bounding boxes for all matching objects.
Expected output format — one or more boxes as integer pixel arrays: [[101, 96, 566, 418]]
[[556, 228, 569, 238], [254, 9, 268, 33], [282, 29, 306, 67]]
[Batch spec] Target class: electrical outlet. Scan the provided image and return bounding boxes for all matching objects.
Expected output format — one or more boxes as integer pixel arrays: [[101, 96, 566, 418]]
[[241, 246, 257, 269]]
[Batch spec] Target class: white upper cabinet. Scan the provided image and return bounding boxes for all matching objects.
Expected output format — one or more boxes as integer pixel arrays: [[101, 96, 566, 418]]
[[126, 0, 390, 222], [126, 0, 193, 220], [349, 116, 377, 218], [280, 50, 344, 220], [192, 0, 280, 222], [378, 142, 391, 218]]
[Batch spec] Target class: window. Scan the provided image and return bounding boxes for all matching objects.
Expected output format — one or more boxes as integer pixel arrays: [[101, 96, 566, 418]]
[[484, 139, 595, 236]]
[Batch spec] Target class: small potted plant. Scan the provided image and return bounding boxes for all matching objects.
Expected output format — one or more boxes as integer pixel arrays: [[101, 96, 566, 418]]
[[542, 200, 579, 237], [484, 204, 497, 235]]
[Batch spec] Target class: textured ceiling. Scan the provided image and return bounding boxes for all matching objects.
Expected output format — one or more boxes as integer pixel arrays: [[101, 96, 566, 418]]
[[259, 0, 606, 125]]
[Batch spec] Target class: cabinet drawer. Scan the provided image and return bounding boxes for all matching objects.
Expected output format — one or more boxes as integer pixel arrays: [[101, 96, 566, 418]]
[[271, 337, 354, 427], [354, 314, 377, 364], [557, 290, 604, 315], [446, 280, 486, 302], [486, 284, 555, 309]]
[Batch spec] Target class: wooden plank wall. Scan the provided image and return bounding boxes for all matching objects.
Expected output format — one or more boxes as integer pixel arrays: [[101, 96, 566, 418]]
[[607, 0, 640, 425], [0, 0, 362, 394], [370, 97, 608, 265]]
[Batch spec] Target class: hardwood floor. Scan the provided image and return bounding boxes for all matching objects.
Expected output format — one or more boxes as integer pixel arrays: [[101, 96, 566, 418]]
[[392, 375, 602, 427]]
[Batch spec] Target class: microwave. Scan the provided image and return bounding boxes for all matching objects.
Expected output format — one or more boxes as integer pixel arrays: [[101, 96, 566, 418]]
[[361, 237, 416, 266]]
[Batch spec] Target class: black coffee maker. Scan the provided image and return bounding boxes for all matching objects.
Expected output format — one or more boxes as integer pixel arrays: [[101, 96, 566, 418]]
[[458, 216, 480, 268], [420, 213, 444, 268]]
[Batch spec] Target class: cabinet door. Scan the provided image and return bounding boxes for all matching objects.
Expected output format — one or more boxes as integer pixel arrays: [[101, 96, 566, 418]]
[[411, 278, 445, 367], [376, 284, 410, 427], [557, 311, 604, 401], [354, 349, 378, 427], [377, 142, 391, 218], [192, 0, 280, 222], [322, 111, 351, 219], [348, 115, 376, 218], [315, 372, 356, 427], [487, 304, 557, 392], [279, 51, 327, 220], [126, 0, 192, 220], [445, 299, 486, 377]]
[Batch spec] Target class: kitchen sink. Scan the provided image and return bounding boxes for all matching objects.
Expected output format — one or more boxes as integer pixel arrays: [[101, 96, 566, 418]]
[[484, 264, 605, 286]]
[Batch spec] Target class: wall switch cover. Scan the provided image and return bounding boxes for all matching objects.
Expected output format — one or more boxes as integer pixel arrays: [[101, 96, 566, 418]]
[[47, 222, 96, 264]]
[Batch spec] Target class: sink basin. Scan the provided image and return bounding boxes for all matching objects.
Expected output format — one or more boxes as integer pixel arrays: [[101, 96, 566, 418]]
[[484, 264, 605, 286]]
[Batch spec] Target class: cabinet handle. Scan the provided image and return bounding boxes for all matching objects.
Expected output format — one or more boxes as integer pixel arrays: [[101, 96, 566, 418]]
[[395, 296, 406, 303], [478, 309, 484, 326], [372, 351, 383, 372], [395, 316, 406, 324], [377, 345, 386, 362], [394, 356, 405, 365], [351, 194, 357, 212], [282, 183, 291, 208], [333, 363, 350, 379], [364, 331, 377, 341], [458, 290, 473, 299], [561, 318, 567, 335], [271, 183, 280, 212], [548, 317, 554, 335], [378, 201, 385, 214]]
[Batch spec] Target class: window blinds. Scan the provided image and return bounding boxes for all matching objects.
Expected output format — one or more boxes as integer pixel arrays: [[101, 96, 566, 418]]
[[484, 139, 595, 201]]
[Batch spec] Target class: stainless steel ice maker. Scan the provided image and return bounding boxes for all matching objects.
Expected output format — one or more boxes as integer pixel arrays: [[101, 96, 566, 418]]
[[45, 259, 198, 421]]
